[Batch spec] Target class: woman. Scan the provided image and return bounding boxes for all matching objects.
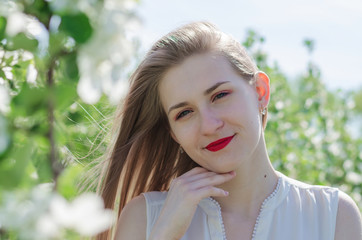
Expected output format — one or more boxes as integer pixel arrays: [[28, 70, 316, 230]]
[[97, 22, 362, 240]]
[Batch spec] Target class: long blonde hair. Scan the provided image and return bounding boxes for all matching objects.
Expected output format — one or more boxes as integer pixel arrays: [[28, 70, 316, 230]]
[[96, 21, 262, 239]]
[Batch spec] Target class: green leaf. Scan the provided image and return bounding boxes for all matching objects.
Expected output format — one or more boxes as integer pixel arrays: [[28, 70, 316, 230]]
[[31, 135, 53, 183], [0, 68, 6, 79], [5, 55, 15, 66], [57, 164, 84, 200], [11, 84, 48, 117], [11, 60, 31, 86], [59, 13, 93, 44], [49, 32, 67, 56], [6, 33, 39, 52], [64, 53, 79, 80], [55, 82, 78, 111], [0, 114, 11, 158], [23, 0, 51, 26], [0, 141, 33, 189], [0, 16, 6, 40]]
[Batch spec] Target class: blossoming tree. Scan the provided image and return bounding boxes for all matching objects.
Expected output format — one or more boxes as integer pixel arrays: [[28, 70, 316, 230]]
[[0, 1, 361, 239], [0, 0, 140, 238]]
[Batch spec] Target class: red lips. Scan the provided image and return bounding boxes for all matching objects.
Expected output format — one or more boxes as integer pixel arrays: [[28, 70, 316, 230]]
[[205, 135, 234, 152]]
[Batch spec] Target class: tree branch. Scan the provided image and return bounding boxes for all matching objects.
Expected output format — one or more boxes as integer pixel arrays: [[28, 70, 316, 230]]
[[47, 60, 62, 189]]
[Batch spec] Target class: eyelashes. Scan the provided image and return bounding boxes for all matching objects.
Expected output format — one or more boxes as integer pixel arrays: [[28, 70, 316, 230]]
[[175, 109, 192, 120], [212, 91, 230, 102], [175, 91, 231, 120]]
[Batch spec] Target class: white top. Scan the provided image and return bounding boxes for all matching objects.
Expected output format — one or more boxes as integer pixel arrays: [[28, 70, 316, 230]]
[[142, 172, 339, 240]]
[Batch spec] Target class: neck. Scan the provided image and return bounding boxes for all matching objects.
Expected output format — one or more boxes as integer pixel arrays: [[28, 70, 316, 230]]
[[213, 136, 278, 218]]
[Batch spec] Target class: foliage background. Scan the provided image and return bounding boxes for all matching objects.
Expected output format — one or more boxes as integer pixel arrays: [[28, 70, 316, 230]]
[[0, 0, 361, 239]]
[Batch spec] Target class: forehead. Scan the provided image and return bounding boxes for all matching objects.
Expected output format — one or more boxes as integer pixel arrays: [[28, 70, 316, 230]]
[[159, 53, 240, 108], [164, 53, 232, 85]]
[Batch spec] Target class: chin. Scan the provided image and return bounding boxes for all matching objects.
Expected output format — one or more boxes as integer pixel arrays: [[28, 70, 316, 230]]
[[207, 161, 239, 173]]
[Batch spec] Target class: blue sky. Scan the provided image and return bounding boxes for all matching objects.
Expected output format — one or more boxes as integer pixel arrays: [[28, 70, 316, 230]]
[[137, 0, 362, 91]]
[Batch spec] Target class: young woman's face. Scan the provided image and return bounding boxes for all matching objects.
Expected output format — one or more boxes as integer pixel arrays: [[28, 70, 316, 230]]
[[159, 53, 266, 173]]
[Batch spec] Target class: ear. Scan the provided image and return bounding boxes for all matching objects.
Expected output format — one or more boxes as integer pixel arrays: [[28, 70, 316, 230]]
[[255, 71, 270, 109]]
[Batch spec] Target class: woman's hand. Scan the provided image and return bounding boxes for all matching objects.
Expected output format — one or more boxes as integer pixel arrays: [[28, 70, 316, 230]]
[[149, 167, 236, 240]]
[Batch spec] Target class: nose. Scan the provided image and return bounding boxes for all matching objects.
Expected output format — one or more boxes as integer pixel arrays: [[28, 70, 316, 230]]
[[199, 107, 224, 135]]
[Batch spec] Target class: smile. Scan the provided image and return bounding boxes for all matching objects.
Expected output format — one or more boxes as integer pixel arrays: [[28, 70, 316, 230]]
[[205, 135, 235, 152]]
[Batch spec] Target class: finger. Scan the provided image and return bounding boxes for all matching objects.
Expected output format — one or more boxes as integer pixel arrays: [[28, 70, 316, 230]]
[[197, 186, 229, 200], [187, 171, 219, 183], [181, 167, 209, 178], [170, 167, 209, 189], [191, 172, 235, 190]]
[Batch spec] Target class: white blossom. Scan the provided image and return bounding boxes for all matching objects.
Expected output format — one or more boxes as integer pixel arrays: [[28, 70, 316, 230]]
[[346, 171, 362, 185], [75, 0, 141, 104], [50, 0, 82, 14], [36, 213, 61, 239], [304, 98, 313, 109], [65, 193, 115, 236], [0, 186, 52, 239], [48, 194, 73, 228], [27, 64, 38, 84], [4, 9, 48, 53], [305, 126, 317, 137], [325, 129, 340, 142], [286, 152, 297, 162], [343, 160, 353, 171], [5, 12, 28, 36], [0, 115, 9, 154], [311, 134, 323, 147], [328, 142, 341, 156], [22, 51, 35, 61], [346, 99, 355, 109], [0, 186, 115, 239], [2, 66, 13, 80], [108, 77, 129, 104], [0, 0, 18, 17], [275, 100, 284, 110], [351, 192, 361, 204], [48, 192, 115, 236], [300, 120, 309, 129], [0, 85, 10, 114], [77, 76, 102, 104], [26, 18, 44, 37]]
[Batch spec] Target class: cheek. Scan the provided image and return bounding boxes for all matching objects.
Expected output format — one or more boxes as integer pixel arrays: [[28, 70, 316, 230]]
[[229, 103, 261, 133], [171, 123, 197, 146]]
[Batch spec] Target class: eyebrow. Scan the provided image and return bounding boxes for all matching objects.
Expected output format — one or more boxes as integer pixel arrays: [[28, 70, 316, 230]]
[[167, 81, 230, 115]]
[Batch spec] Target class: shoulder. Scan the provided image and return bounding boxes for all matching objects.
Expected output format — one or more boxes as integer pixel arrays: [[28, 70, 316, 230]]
[[282, 173, 336, 192], [334, 191, 362, 240], [278, 173, 340, 217], [280, 173, 339, 200], [115, 194, 147, 240]]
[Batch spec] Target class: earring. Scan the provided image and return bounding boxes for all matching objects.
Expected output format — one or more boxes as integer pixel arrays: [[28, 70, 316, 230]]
[[180, 146, 184, 154], [261, 107, 267, 115]]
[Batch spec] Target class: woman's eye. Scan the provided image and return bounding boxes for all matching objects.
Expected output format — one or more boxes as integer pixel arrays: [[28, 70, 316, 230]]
[[176, 109, 192, 120], [212, 91, 229, 102]]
